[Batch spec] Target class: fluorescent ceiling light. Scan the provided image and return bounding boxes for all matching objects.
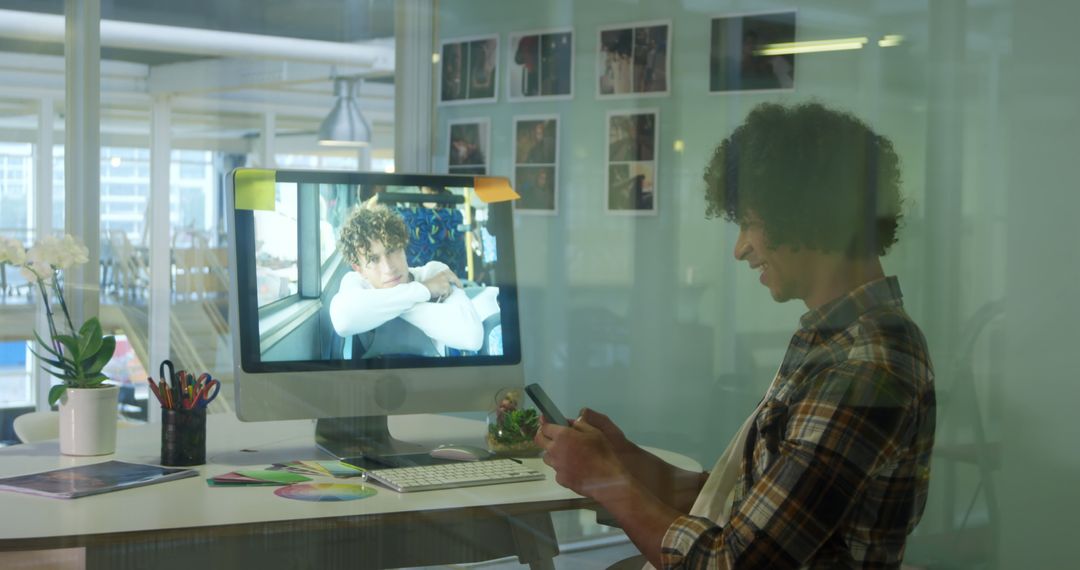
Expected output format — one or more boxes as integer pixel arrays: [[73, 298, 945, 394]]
[[756, 37, 869, 56], [318, 77, 371, 148], [879, 34, 904, 48]]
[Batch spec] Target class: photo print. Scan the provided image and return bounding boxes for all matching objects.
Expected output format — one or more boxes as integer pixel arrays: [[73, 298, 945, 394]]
[[606, 110, 658, 214], [512, 116, 559, 213], [440, 35, 499, 103], [447, 119, 490, 175], [709, 11, 796, 93], [597, 21, 670, 97], [509, 28, 573, 100], [514, 166, 556, 212]]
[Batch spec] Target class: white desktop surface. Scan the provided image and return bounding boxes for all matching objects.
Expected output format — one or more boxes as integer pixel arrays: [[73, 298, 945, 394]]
[[0, 413, 699, 562]]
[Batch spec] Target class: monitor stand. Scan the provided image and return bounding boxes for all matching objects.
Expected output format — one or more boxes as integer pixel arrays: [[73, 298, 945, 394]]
[[315, 416, 435, 468]]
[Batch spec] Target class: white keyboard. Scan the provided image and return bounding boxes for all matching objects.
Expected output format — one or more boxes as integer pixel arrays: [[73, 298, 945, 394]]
[[363, 459, 544, 493]]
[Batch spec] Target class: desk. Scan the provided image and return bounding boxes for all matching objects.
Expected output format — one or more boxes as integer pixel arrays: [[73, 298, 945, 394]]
[[0, 414, 698, 569]]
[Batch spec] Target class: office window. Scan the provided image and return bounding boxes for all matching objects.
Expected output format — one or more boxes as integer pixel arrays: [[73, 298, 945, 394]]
[[0, 342, 32, 409], [276, 153, 360, 171], [318, 184, 353, 266], [171, 150, 217, 239], [254, 182, 300, 307], [51, 146, 64, 232], [0, 144, 33, 236], [46, 147, 219, 242]]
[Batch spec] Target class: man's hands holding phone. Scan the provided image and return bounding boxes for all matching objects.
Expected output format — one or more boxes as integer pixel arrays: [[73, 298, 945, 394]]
[[532, 399, 707, 567], [533, 407, 634, 499]]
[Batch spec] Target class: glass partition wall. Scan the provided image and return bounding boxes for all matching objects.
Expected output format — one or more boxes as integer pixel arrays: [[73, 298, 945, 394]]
[[0, 0, 393, 424], [0, 0, 1076, 567]]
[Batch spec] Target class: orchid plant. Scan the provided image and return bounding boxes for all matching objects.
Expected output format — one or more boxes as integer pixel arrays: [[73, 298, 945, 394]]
[[0, 235, 116, 406]]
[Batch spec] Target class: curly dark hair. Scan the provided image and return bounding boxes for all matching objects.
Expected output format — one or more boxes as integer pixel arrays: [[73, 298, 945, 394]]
[[338, 204, 410, 267], [703, 102, 903, 257]]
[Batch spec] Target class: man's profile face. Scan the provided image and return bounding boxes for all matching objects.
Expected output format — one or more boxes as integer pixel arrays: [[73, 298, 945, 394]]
[[352, 239, 409, 289], [733, 214, 815, 303]]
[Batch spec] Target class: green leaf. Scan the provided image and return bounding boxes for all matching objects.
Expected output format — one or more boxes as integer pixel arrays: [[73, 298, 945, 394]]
[[81, 336, 115, 377], [78, 318, 104, 356], [30, 345, 76, 371], [30, 354, 79, 380], [77, 316, 100, 339], [48, 384, 67, 407], [37, 366, 70, 380], [28, 348, 75, 374], [33, 331, 65, 360], [73, 374, 108, 389], [55, 334, 81, 359]]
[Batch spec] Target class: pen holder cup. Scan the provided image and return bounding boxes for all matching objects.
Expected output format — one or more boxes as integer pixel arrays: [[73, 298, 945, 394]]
[[161, 408, 206, 466]]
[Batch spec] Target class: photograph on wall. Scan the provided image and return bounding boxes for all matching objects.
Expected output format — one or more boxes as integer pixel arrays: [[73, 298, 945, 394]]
[[447, 119, 490, 175], [512, 116, 559, 213], [597, 20, 670, 97], [440, 35, 499, 104], [514, 166, 556, 211], [508, 28, 573, 100], [709, 11, 796, 93], [606, 110, 658, 214]]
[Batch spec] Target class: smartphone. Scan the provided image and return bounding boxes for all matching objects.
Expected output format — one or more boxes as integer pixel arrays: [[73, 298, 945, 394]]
[[525, 383, 571, 426]]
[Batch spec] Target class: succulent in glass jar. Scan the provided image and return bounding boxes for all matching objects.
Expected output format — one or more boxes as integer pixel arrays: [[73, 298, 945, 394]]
[[486, 388, 541, 455]]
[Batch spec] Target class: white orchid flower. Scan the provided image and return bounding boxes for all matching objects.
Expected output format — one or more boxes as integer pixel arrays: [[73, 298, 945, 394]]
[[25, 234, 90, 272], [0, 236, 27, 266]]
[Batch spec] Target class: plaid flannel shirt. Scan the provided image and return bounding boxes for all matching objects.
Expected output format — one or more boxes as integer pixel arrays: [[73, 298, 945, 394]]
[[661, 277, 935, 569]]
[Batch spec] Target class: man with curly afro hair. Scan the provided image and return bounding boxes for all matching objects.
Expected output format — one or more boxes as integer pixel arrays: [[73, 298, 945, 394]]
[[537, 103, 935, 569], [329, 204, 482, 356]]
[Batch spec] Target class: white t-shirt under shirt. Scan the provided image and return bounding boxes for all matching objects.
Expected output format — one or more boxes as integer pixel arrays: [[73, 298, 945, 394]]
[[329, 261, 483, 354]]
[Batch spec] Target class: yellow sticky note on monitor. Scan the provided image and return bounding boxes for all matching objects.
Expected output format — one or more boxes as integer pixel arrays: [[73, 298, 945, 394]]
[[234, 169, 275, 211], [473, 176, 520, 204]]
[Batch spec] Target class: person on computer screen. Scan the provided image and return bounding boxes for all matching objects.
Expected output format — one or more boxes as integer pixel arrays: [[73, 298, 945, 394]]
[[536, 102, 935, 569], [329, 204, 483, 357]]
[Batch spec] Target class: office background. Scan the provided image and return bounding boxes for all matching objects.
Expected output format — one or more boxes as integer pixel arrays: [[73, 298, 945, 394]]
[[0, 0, 1075, 567]]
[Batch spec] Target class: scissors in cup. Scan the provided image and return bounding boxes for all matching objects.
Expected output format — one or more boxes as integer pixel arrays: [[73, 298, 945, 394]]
[[184, 375, 220, 409]]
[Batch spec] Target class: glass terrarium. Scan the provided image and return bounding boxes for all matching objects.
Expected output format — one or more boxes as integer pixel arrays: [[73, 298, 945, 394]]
[[486, 388, 542, 456]]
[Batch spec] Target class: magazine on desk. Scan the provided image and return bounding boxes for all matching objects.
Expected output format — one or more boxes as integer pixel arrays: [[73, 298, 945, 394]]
[[0, 460, 198, 499]]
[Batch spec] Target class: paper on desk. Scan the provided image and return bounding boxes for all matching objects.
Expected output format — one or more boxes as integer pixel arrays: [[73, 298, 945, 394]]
[[235, 470, 311, 483], [0, 461, 196, 499], [270, 460, 365, 478], [207, 469, 311, 486]]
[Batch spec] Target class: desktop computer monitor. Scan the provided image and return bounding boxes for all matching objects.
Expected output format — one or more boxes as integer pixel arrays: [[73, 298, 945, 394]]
[[226, 169, 523, 461]]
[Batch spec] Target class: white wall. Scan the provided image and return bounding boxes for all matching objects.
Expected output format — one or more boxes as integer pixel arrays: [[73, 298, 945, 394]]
[[999, 1, 1080, 567]]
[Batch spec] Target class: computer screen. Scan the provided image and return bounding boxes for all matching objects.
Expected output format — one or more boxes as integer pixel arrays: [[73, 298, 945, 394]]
[[227, 169, 523, 459]]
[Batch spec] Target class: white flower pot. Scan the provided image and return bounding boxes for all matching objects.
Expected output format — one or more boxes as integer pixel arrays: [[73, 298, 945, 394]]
[[58, 385, 119, 456]]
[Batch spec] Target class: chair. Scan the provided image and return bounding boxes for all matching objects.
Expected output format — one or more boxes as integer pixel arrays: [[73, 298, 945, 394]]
[[0, 260, 32, 298], [173, 229, 227, 300], [906, 301, 1003, 568], [107, 230, 148, 297], [13, 410, 141, 445], [12, 411, 59, 444], [465, 285, 502, 356], [395, 205, 467, 277], [319, 257, 351, 361]]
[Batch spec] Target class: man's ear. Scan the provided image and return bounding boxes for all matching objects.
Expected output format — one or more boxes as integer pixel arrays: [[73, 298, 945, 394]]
[[351, 263, 362, 272]]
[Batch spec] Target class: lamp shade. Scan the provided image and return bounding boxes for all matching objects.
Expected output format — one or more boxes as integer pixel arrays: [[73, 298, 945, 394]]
[[318, 77, 372, 147]]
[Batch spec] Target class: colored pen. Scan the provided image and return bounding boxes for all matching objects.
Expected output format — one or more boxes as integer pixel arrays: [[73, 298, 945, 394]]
[[147, 377, 166, 407]]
